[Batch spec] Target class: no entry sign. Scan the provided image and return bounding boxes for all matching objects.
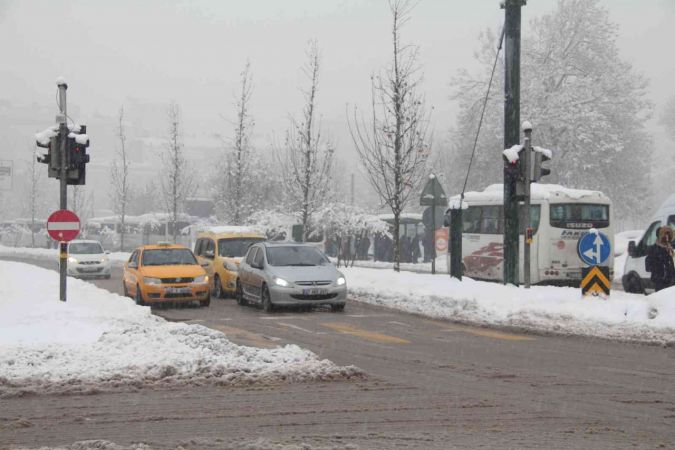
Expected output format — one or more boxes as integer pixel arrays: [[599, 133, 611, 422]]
[[47, 209, 81, 242]]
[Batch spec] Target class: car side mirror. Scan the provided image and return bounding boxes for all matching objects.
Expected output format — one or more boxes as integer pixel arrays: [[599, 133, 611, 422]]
[[627, 240, 636, 257], [128, 262, 138, 269], [200, 261, 209, 268], [105, 250, 110, 254], [204, 250, 215, 259]]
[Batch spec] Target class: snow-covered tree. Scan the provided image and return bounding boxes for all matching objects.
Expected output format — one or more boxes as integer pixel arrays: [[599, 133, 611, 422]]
[[349, 0, 431, 272], [110, 107, 133, 251], [314, 202, 390, 267], [160, 102, 195, 243], [280, 39, 335, 241], [444, 0, 652, 221], [660, 96, 675, 143], [245, 209, 297, 241]]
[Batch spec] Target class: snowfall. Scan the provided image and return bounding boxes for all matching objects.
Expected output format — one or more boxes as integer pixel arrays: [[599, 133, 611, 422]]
[[0, 261, 363, 398]]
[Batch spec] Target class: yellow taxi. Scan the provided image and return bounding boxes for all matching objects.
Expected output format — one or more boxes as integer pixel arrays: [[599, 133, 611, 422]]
[[194, 227, 266, 298], [122, 243, 210, 307]]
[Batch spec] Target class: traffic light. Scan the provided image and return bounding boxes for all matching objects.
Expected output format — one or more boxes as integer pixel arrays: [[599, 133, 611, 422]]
[[532, 147, 552, 182], [36, 129, 61, 179], [66, 125, 90, 185]]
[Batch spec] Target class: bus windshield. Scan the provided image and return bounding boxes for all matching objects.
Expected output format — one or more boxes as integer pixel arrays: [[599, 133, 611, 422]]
[[550, 203, 609, 229]]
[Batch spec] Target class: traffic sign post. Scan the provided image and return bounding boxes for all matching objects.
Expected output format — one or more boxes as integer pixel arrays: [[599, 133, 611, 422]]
[[577, 229, 611, 298], [48, 209, 80, 302], [420, 174, 448, 274]]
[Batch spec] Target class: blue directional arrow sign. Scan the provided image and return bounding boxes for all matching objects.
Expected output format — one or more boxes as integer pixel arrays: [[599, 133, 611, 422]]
[[577, 231, 611, 266]]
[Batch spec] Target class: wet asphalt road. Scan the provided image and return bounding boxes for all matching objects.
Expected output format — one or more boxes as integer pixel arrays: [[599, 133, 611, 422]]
[[1, 257, 674, 449]]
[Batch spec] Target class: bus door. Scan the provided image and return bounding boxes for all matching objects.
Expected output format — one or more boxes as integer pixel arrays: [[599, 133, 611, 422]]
[[461, 205, 504, 281]]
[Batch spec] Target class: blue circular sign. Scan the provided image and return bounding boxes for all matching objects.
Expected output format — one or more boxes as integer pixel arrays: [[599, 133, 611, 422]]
[[577, 231, 611, 266]]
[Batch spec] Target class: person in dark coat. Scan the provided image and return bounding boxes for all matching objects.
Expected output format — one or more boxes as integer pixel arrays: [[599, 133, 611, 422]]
[[646, 226, 675, 292]]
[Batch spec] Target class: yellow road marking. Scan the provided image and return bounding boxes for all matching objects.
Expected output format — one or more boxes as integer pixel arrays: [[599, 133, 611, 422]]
[[464, 329, 534, 341], [212, 325, 278, 348], [321, 322, 410, 344]]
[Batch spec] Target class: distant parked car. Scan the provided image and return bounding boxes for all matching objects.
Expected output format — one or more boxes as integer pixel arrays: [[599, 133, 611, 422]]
[[122, 243, 210, 307], [67, 240, 111, 279], [236, 242, 347, 312]]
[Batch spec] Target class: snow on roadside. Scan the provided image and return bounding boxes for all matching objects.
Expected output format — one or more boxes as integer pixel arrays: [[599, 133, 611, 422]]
[[343, 267, 675, 345], [0, 261, 363, 397], [0, 244, 130, 264]]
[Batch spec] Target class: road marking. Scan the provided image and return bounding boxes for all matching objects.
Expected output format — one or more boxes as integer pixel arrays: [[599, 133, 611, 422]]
[[211, 325, 279, 348], [387, 321, 412, 327], [277, 322, 326, 335], [321, 322, 410, 344], [259, 316, 307, 321], [440, 327, 534, 342]]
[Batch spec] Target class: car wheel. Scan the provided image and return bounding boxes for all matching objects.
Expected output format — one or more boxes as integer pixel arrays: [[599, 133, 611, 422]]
[[235, 279, 246, 306], [213, 275, 223, 299], [331, 303, 345, 312], [200, 294, 211, 307], [135, 284, 145, 306], [123, 281, 129, 297], [623, 272, 644, 294], [262, 285, 274, 313]]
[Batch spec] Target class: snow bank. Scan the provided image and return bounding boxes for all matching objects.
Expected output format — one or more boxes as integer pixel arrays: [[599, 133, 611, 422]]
[[0, 261, 362, 397], [343, 267, 675, 345], [0, 244, 130, 264]]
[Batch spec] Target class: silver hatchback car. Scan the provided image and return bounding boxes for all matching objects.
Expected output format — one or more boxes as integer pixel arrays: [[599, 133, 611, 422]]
[[236, 242, 347, 312]]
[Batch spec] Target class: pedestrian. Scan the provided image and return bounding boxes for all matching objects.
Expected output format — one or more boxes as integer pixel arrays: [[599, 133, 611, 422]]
[[411, 233, 420, 264], [646, 226, 675, 292], [358, 234, 370, 260]]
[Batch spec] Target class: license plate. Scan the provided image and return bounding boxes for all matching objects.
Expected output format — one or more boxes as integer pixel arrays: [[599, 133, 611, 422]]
[[303, 288, 327, 296], [80, 267, 97, 272], [166, 287, 191, 294]]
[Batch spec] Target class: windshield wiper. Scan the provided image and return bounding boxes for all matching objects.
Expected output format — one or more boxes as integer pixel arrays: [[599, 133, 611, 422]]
[[288, 263, 316, 266]]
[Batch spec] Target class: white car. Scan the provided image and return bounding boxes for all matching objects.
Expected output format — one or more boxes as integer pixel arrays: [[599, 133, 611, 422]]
[[66, 240, 112, 279]]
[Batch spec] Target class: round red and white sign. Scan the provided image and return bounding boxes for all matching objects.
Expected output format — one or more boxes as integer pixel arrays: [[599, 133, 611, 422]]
[[47, 209, 81, 242]]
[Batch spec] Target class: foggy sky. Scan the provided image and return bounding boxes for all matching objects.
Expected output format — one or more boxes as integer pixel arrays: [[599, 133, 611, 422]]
[[1, 0, 674, 216]]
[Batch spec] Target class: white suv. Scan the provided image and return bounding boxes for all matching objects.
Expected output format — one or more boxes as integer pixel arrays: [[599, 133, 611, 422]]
[[67, 240, 111, 279]]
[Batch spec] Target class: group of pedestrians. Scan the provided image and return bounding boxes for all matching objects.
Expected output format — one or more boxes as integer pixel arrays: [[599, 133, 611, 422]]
[[646, 226, 675, 292]]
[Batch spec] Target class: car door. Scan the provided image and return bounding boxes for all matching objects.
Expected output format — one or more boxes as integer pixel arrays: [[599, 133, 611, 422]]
[[124, 250, 140, 295], [250, 246, 266, 301], [240, 246, 257, 297], [201, 238, 216, 284]]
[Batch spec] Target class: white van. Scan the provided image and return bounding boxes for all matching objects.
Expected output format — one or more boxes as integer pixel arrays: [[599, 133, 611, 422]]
[[622, 194, 675, 293]]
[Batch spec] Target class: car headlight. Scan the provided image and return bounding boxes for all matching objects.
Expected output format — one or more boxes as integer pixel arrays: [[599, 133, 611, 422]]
[[336, 276, 346, 286], [273, 276, 290, 287], [223, 262, 238, 272], [194, 275, 208, 284], [143, 277, 162, 285], [68, 256, 78, 264], [100, 257, 108, 263]]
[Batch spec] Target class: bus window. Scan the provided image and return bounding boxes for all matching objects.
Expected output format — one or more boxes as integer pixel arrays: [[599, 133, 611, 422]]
[[480, 206, 501, 234], [463, 207, 481, 234], [550, 203, 609, 229]]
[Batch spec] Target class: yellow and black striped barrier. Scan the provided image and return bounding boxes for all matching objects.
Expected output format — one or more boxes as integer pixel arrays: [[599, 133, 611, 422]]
[[581, 265, 610, 298]]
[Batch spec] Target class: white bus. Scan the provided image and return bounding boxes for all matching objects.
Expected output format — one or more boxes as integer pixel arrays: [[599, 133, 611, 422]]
[[446, 184, 613, 285]]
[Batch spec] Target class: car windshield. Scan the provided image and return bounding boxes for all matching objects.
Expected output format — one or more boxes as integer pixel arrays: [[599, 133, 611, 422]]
[[218, 237, 265, 257], [265, 246, 330, 266], [141, 249, 197, 266], [69, 242, 103, 254]]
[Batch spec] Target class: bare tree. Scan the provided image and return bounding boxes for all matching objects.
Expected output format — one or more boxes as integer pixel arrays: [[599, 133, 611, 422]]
[[160, 102, 195, 243], [280, 40, 335, 241], [110, 107, 132, 251], [26, 144, 43, 247], [349, 0, 431, 272], [215, 61, 255, 224]]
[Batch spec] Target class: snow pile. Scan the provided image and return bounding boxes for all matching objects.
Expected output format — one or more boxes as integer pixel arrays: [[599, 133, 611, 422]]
[[343, 267, 675, 345], [0, 261, 363, 397]]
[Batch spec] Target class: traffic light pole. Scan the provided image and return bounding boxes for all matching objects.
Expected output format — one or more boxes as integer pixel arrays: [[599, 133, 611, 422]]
[[523, 126, 532, 288], [57, 81, 68, 302], [502, 0, 525, 286]]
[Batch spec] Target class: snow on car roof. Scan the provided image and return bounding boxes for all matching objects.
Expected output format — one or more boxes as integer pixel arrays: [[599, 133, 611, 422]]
[[200, 226, 263, 235]]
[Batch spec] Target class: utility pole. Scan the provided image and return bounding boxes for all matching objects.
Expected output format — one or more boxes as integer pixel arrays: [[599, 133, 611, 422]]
[[502, 0, 526, 286], [57, 80, 68, 302]]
